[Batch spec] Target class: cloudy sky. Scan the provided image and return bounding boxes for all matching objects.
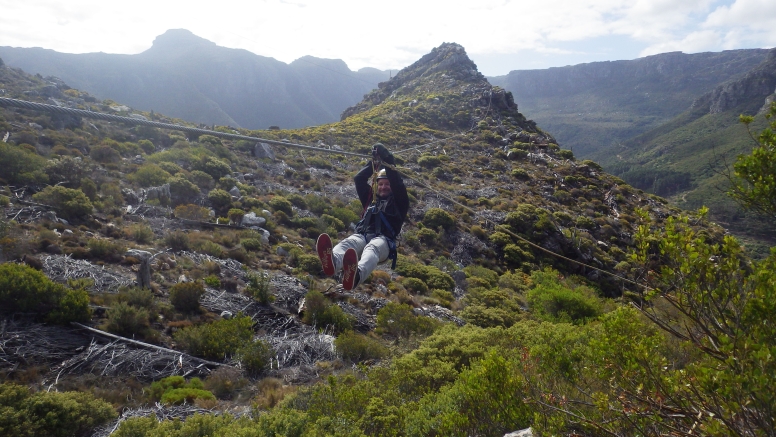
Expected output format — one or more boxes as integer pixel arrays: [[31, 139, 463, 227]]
[[2, 0, 774, 76]]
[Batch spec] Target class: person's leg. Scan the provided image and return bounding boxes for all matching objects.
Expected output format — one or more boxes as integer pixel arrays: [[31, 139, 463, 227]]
[[354, 236, 389, 287], [331, 234, 366, 274]]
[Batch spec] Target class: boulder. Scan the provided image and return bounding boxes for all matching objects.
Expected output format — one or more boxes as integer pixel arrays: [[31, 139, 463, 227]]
[[229, 186, 241, 197], [253, 142, 275, 160], [241, 212, 266, 227]]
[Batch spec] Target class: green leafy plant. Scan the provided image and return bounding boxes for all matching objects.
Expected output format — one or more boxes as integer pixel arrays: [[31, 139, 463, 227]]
[[0, 383, 116, 437], [169, 281, 205, 313], [173, 315, 254, 360], [32, 186, 93, 220]]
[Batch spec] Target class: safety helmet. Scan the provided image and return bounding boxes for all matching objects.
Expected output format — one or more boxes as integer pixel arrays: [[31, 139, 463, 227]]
[[377, 169, 388, 179]]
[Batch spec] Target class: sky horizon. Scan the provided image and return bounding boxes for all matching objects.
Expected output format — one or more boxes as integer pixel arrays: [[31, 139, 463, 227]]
[[2, 0, 775, 76]]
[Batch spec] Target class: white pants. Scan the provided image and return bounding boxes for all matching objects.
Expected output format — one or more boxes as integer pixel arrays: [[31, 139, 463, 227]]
[[332, 234, 390, 287]]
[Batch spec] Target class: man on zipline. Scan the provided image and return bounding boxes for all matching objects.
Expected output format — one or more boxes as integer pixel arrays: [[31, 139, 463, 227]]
[[317, 143, 409, 290]]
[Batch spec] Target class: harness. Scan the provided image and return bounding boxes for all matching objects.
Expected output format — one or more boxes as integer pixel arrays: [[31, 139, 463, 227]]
[[359, 199, 399, 269]]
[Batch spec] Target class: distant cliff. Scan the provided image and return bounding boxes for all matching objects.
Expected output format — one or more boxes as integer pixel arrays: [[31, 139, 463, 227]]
[[0, 29, 388, 130], [489, 49, 769, 157]]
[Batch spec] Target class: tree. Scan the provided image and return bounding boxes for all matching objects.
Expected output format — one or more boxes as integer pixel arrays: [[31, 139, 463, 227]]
[[729, 102, 776, 223]]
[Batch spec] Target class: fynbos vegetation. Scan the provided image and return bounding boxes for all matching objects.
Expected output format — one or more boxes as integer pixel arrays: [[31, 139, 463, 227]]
[[0, 44, 773, 436]]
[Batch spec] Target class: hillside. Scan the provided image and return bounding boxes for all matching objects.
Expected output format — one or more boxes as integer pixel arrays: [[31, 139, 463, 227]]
[[0, 29, 388, 130], [592, 48, 776, 245], [489, 49, 769, 158], [1, 43, 770, 437]]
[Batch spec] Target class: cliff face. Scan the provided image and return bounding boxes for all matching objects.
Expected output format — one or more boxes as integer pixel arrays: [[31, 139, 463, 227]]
[[0, 29, 389, 130], [489, 49, 769, 157], [699, 49, 776, 114], [494, 50, 769, 98]]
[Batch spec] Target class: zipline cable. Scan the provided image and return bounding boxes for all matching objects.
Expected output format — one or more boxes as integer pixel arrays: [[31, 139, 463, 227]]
[[2, 97, 648, 289], [0, 97, 370, 158], [385, 162, 651, 291]]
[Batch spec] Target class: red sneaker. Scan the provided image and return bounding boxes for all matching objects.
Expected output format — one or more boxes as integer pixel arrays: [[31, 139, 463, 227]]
[[316, 233, 335, 276], [341, 248, 359, 291]]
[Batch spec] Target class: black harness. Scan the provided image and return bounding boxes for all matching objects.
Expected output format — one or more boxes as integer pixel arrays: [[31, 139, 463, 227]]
[[358, 199, 398, 269]]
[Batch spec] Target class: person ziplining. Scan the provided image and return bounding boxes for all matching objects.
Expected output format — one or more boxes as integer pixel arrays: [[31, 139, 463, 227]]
[[316, 143, 409, 290]]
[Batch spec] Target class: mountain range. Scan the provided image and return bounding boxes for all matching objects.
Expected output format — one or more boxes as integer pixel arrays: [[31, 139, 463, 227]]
[[489, 49, 770, 158], [3, 30, 776, 243], [0, 29, 389, 130]]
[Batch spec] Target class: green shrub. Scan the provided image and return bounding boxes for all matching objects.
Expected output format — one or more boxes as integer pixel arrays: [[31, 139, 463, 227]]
[[193, 240, 224, 258], [174, 316, 254, 360], [0, 142, 48, 185], [168, 176, 201, 205], [295, 253, 322, 275], [105, 302, 151, 337], [417, 154, 443, 168], [188, 170, 215, 189], [237, 339, 274, 376], [0, 263, 90, 324], [131, 163, 171, 187], [0, 383, 116, 437], [89, 144, 121, 163], [32, 186, 93, 220], [464, 265, 499, 288], [204, 275, 221, 288], [335, 331, 388, 362], [148, 376, 214, 405], [526, 276, 602, 324], [395, 256, 455, 291], [402, 277, 429, 295], [503, 243, 534, 265], [241, 238, 262, 252], [147, 375, 186, 401], [376, 302, 439, 338], [247, 271, 273, 304], [157, 161, 182, 174], [461, 287, 523, 328], [196, 156, 232, 180], [174, 204, 211, 221], [163, 230, 190, 251], [118, 286, 155, 309], [302, 290, 353, 333], [208, 189, 232, 209], [511, 168, 529, 179], [160, 388, 216, 405], [87, 238, 125, 261], [507, 148, 528, 160], [422, 208, 456, 230], [227, 208, 245, 223], [126, 223, 154, 244], [268, 197, 293, 216], [169, 281, 205, 313]]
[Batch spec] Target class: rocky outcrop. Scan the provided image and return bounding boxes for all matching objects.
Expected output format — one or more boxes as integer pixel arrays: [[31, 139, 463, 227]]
[[341, 43, 488, 120], [697, 48, 776, 114]]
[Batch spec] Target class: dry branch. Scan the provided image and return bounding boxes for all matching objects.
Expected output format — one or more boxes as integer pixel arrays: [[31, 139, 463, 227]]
[[42, 254, 133, 292]]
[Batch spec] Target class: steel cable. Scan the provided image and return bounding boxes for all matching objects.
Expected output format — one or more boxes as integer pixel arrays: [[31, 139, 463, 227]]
[[0, 97, 369, 158]]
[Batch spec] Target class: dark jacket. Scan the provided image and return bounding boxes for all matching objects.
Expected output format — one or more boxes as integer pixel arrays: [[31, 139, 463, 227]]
[[354, 161, 409, 239]]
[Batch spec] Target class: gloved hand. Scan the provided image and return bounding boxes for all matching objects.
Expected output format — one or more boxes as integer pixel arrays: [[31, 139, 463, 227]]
[[373, 143, 395, 165]]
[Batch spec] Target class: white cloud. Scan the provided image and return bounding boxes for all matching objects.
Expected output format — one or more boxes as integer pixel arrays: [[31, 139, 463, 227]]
[[0, 0, 773, 75]]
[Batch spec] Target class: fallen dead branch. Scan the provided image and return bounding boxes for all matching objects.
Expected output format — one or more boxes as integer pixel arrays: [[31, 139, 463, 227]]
[[91, 403, 238, 437], [42, 254, 133, 292]]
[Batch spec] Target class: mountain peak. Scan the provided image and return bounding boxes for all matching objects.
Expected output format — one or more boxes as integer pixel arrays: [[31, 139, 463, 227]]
[[149, 29, 217, 52], [340, 42, 495, 120]]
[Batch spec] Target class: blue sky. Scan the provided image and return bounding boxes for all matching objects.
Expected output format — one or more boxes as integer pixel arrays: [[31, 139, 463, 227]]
[[1, 0, 774, 76]]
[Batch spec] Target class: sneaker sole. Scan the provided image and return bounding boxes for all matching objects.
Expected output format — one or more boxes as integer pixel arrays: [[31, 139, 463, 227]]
[[316, 233, 335, 276], [342, 248, 358, 291]]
